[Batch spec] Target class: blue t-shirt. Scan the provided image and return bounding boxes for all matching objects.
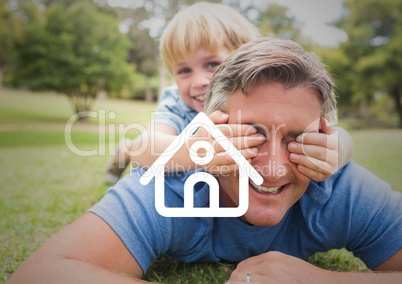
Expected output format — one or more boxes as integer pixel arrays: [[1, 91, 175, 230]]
[[89, 161, 402, 273], [152, 85, 198, 134]]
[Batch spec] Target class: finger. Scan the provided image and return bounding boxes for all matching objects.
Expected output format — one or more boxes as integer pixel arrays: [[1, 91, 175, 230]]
[[228, 134, 265, 151], [207, 110, 230, 124], [209, 148, 258, 167], [229, 256, 278, 283], [289, 143, 328, 161], [206, 148, 260, 174], [205, 157, 255, 174], [239, 147, 260, 160], [196, 123, 259, 148], [289, 153, 336, 176], [235, 254, 265, 269], [195, 124, 256, 142], [296, 132, 335, 149], [319, 117, 334, 134], [212, 133, 264, 153], [295, 164, 329, 181], [227, 271, 264, 284], [227, 272, 250, 284], [205, 163, 238, 174], [213, 148, 258, 162], [217, 124, 257, 138]]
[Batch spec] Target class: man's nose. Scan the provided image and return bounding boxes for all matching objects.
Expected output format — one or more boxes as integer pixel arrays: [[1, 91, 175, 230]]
[[257, 140, 288, 182]]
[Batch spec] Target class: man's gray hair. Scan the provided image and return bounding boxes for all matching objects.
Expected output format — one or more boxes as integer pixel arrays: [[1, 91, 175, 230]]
[[204, 37, 338, 123]]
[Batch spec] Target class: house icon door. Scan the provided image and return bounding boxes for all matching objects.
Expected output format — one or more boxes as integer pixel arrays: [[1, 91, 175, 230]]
[[183, 141, 220, 209]]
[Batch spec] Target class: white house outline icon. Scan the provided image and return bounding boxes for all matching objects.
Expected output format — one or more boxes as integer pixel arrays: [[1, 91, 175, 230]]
[[140, 112, 263, 217]]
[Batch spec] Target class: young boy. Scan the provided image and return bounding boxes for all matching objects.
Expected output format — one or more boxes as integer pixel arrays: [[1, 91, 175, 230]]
[[105, 2, 353, 184]]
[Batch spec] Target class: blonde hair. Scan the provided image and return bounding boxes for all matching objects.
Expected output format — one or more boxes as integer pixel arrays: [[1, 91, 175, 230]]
[[160, 2, 259, 73], [205, 37, 338, 123]]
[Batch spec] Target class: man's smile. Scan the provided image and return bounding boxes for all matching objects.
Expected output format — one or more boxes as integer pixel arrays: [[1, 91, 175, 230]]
[[249, 179, 286, 195]]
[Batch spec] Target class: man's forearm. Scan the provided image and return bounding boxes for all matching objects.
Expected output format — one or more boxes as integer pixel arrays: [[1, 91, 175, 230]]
[[8, 257, 147, 284]]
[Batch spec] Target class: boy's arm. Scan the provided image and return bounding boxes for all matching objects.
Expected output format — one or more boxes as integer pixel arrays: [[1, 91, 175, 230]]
[[130, 111, 264, 173], [288, 117, 354, 181], [8, 213, 149, 283], [128, 122, 180, 169]]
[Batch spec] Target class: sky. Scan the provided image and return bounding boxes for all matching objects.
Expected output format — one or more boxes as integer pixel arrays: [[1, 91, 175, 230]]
[[107, 0, 348, 47], [266, 0, 347, 47]]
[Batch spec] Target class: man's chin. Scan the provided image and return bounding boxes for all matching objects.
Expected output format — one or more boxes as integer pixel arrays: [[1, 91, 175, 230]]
[[242, 208, 287, 227]]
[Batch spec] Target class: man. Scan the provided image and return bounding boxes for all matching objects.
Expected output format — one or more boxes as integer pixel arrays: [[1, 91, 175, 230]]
[[9, 38, 402, 283]]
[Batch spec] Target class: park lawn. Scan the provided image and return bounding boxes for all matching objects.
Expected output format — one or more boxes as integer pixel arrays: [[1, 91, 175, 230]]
[[0, 88, 156, 125], [350, 129, 402, 190], [0, 89, 401, 282]]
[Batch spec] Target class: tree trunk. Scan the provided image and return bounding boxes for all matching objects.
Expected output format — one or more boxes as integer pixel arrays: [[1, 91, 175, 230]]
[[358, 99, 370, 119], [390, 87, 402, 128], [158, 62, 168, 101], [145, 76, 153, 103], [68, 92, 94, 122], [0, 69, 3, 90]]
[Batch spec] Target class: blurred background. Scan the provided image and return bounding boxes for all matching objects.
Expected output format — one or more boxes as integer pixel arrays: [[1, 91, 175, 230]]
[[1, 0, 401, 128], [1, 0, 401, 282]]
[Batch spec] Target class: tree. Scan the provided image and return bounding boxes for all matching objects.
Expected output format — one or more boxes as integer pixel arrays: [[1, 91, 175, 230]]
[[258, 3, 303, 43], [115, 0, 214, 102], [114, 0, 187, 102], [126, 26, 158, 102], [10, 0, 133, 119], [0, 0, 23, 88], [336, 0, 402, 127]]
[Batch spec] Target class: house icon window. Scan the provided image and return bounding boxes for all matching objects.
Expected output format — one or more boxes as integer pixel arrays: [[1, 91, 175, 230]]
[[140, 112, 263, 217]]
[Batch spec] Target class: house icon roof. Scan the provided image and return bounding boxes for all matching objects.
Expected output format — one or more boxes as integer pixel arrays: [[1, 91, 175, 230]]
[[140, 112, 263, 217], [140, 112, 262, 185]]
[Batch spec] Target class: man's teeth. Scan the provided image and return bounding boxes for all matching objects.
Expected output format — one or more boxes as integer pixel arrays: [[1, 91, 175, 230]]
[[195, 95, 206, 102], [250, 180, 282, 194]]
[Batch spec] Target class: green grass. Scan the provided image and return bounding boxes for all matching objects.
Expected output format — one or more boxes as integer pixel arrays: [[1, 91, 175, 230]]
[[0, 89, 401, 283], [350, 129, 402, 190], [0, 88, 156, 125], [0, 144, 109, 282], [0, 89, 72, 124]]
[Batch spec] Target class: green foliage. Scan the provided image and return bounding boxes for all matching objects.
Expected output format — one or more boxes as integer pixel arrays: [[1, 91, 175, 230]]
[[126, 14, 158, 77], [257, 3, 303, 43], [314, 47, 353, 106], [0, 0, 18, 72], [308, 249, 368, 272], [127, 73, 159, 101], [336, 0, 402, 127], [8, 0, 134, 116]]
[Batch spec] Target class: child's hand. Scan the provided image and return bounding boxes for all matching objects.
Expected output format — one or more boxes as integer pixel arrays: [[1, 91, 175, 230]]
[[190, 111, 265, 174], [287, 117, 339, 181]]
